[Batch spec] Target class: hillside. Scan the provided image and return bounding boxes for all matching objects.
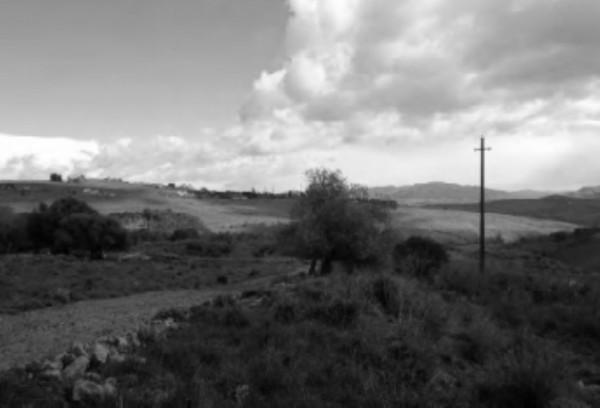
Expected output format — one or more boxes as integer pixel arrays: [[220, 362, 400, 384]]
[[0, 180, 292, 231], [369, 182, 549, 205], [433, 195, 600, 227]]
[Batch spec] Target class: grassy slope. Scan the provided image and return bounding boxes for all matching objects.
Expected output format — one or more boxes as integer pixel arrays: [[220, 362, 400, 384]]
[[391, 207, 577, 245], [431, 196, 600, 227], [0, 180, 292, 231]]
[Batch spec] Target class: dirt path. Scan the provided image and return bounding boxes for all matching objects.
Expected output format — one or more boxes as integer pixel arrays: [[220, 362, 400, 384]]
[[0, 272, 299, 372]]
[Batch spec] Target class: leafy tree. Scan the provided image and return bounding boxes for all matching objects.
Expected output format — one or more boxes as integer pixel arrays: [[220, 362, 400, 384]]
[[289, 168, 391, 274], [49, 173, 63, 182]]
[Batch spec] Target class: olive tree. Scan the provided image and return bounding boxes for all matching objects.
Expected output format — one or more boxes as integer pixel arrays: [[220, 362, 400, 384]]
[[289, 168, 391, 274]]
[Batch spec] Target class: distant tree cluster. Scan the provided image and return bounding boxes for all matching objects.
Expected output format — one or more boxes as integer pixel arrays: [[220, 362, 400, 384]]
[[0, 198, 128, 259], [49, 173, 63, 182]]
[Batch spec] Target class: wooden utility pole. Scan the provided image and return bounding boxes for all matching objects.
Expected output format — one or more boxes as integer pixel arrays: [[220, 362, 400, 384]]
[[475, 136, 491, 273]]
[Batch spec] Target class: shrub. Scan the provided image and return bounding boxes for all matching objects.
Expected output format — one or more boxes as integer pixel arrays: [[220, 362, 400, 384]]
[[185, 233, 234, 257], [367, 276, 401, 317], [305, 299, 359, 328], [52, 213, 128, 259], [475, 342, 564, 408], [170, 228, 200, 241], [394, 236, 449, 280]]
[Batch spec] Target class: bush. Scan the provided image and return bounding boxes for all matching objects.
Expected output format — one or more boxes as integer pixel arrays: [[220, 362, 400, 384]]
[[475, 342, 564, 408], [169, 228, 200, 241], [52, 213, 128, 259], [185, 233, 233, 257], [394, 236, 449, 280], [368, 276, 401, 317]]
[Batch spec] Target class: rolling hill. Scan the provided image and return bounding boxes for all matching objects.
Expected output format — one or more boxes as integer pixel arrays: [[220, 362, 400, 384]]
[[369, 182, 549, 205], [433, 195, 600, 227]]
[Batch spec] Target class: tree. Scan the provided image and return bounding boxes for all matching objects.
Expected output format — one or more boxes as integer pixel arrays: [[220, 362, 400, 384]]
[[49, 173, 63, 182], [289, 168, 391, 275], [53, 213, 128, 259]]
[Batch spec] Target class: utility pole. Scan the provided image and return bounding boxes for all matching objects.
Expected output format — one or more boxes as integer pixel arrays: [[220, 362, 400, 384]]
[[474, 136, 491, 273]]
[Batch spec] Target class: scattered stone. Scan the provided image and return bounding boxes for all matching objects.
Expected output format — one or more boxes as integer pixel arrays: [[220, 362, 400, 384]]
[[91, 343, 110, 364], [42, 359, 63, 372], [235, 384, 250, 406], [127, 332, 141, 348], [70, 342, 88, 358], [116, 336, 129, 351], [40, 368, 62, 381], [84, 372, 102, 383], [103, 377, 118, 398], [54, 287, 71, 303], [108, 350, 126, 364], [72, 379, 106, 402], [63, 356, 90, 381], [60, 352, 75, 367]]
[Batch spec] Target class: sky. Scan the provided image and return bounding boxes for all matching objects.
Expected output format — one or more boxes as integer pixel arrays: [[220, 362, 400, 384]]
[[1, 0, 600, 191]]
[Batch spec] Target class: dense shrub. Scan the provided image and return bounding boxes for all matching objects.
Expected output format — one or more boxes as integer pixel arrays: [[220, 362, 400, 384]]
[[185, 233, 233, 257], [394, 236, 449, 279], [475, 343, 563, 408], [169, 228, 200, 241], [367, 276, 401, 316], [52, 213, 128, 259]]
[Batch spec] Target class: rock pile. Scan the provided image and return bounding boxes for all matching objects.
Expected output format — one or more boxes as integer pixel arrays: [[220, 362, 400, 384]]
[[24, 318, 177, 404]]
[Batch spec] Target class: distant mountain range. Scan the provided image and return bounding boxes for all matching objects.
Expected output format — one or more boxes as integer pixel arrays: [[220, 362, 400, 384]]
[[369, 182, 560, 205], [568, 186, 600, 199]]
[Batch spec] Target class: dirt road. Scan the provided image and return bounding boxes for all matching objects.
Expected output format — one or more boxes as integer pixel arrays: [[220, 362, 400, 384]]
[[0, 272, 299, 371]]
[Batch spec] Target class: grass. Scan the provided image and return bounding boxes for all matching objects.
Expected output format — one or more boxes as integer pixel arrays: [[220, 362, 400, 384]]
[[432, 196, 600, 227], [3, 269, 595, 407], [0, 253, 299, 314]]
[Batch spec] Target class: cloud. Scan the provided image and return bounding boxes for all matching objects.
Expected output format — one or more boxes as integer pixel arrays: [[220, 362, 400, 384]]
[[234, 0, 600, 189], [3, 0, 600, 190]]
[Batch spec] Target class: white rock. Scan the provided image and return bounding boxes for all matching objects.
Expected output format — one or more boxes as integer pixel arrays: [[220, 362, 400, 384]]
[[63, 356, 90, 381], [72, 379, 105, 402], [70, 342, 88, 358], [91, 343, 110, 364]]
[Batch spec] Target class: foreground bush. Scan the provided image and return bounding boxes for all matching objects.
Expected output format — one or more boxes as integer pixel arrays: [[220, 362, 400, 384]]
[[394, 236, 449, 280]]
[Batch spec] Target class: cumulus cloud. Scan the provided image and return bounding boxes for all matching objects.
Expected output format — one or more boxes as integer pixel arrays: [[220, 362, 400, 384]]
[[235, 0, 600, 189], [3, 0, 600, 190]]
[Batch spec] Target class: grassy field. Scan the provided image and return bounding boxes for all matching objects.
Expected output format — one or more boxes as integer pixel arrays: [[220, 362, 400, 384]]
[[0, 253, 299, 315], [391, 207, 578, 245], [0, 180, 291, 231], [432, 196, 600, 227]]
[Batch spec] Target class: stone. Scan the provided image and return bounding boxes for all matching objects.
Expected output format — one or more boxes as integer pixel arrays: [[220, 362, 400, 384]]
[[54, 287, 71, 303], [42, 359, 63, 372], [72, 379, 106, 402], [70, 342, 88, 358], [84, 372, 102, 382], [60, 352, 75, 367], [108, 350, 126, 364], [235, 384, 250, 406], [40, 368, 62, 381], [115, 336, 129, 351], [63, 356, 90, 381], [127, 332, 141, 348], [91, 343, 110, 364], [103, 377, 118, 398]]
